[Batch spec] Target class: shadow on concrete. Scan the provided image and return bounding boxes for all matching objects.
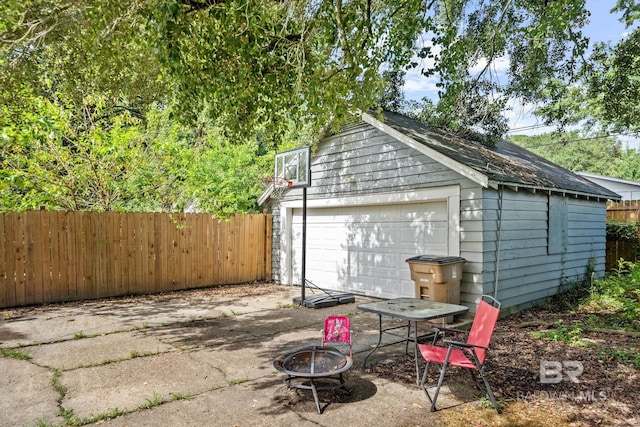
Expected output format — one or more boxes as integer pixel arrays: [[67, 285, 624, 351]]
[[271, 373, 378, 415], [0, 325, 29, 342]]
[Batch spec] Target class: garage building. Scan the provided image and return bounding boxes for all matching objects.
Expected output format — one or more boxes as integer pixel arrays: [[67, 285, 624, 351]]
[[259, 111, 620, 312]]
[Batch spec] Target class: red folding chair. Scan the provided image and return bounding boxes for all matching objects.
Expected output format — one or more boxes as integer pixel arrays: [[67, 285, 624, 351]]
[[418, 295, 502, 413], [321, 315, 352, 358]]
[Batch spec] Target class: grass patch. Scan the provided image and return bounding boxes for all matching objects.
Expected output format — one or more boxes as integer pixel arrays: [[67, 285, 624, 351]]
[[543, 259, 640, 332], [170, 392, 195, 401], [229, 376, 251, 385], [81, 407, 126, 425], [137, 393, 163, 410], [73, 331, 96, 340], [533, 260, 640, 370], [585, 260, 640, 331], [34, 418, 58, 427], [533, 319, 589, 347], [598, 348, 640, 369], [1, 348, 31, 360]]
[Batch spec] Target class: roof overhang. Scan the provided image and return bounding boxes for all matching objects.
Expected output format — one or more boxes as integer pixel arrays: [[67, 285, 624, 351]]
[[489, 180, 619, 202], [257, 183, 274, 207]]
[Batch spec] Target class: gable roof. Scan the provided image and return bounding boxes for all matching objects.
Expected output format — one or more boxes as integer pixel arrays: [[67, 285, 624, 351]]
[[364, 111, 621, 201]]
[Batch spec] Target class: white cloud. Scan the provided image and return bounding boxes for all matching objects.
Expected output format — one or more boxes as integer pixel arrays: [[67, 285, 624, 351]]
[[469, 54, 510, 76], [403, 68, 439, 98], [402, 34, 442, 101]]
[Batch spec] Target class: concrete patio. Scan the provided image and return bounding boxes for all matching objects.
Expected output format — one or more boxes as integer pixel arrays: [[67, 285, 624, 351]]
[[0, 285, 475, 427]]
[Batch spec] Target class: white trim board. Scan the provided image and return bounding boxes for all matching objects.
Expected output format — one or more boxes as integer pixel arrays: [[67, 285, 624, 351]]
[[278, 186, 461, 286], [279, 186, 460, 209]]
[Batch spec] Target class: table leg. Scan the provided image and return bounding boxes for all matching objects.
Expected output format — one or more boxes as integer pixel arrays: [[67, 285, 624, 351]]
[[413, 320, 420, 385], [362, 314, 383, 368], [405, 320, 411, 355]]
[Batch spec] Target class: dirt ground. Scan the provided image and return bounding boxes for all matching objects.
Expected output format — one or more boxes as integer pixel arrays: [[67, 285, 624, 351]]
[[4, 283, 638, 426], [372, 305, 640, 426]]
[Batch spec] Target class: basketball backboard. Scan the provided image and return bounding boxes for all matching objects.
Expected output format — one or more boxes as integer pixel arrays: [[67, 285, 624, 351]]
[[274, 146, 311, 188]]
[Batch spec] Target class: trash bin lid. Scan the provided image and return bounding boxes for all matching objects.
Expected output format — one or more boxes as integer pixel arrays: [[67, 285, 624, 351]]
[[405, 255, 466, 264]]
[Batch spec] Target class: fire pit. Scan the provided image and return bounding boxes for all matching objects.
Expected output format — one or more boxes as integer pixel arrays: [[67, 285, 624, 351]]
[[273, 345, 353, 414]]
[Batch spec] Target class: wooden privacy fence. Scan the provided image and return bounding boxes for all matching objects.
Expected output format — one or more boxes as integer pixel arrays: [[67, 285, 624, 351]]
[[607, 200, 640, 223], [0, 211, 272, 309], [606, 200, 640, 269]]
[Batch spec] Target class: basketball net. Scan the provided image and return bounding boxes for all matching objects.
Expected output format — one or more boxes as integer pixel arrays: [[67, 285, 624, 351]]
[[260, 176, 292, 200]]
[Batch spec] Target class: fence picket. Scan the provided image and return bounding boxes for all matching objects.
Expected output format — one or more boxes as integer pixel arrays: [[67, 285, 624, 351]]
[[0, 214, 7, 307], [67, 211, 79, 301], [25, 212, 38, 305]]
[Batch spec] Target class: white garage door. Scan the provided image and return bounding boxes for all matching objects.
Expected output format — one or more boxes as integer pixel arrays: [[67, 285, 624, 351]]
[[290, 201, 449, 299]]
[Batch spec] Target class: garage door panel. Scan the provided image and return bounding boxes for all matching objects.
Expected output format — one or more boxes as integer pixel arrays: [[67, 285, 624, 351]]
[[348, 251, 399, 269], [291, 201, 450, 298]]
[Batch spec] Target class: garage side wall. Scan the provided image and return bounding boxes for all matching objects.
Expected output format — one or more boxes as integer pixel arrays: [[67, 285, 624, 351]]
[[479, 188, 607, 311]]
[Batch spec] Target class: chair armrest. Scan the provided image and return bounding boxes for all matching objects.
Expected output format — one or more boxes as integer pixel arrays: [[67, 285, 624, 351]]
[[434, 326, 469, 335], [430, 326, 469, 343], [443, 339, 489, 351]]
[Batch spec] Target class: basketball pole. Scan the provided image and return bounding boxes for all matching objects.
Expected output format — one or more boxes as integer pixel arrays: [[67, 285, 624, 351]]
[[301, 186, 307, 305]]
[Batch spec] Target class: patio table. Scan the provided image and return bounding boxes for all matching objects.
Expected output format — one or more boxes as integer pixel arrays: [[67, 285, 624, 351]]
[[357, 298, 469, 384]]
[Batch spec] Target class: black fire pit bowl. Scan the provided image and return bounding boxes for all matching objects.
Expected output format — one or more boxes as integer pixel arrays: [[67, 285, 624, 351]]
[[273, 346, 353, 414]]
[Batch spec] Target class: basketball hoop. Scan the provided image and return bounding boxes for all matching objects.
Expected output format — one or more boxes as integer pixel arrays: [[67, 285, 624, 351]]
[[260, 176, 293, 200]]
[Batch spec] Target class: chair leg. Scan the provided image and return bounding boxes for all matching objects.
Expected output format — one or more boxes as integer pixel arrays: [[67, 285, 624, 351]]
[[427, 347, 454, 412], [419, 361, 432, 401], [479, 367, 501, 414], [429, 362, 449, 412], [405, 321, 411, 355]]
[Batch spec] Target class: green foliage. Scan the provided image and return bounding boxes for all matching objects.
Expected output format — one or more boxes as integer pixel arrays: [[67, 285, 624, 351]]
[[606, 221, 640, 242], [1, 0, 599, 142], [535, 260, 640, 371], [0, 99, 276, 215], [4, 1, 640, 213], [510, 132, 624, 175], [533, 319, 588, 347], [1, 348, 31, 360], [586, 260, 640, 331], [536, 21, 640, 134], [605, 222, 640, 272], [598, 348, 640, 369]]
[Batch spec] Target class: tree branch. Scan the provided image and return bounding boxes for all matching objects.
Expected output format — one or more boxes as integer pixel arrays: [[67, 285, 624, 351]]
[[334, 0, 355, 69], [472, 0, 513, 87]]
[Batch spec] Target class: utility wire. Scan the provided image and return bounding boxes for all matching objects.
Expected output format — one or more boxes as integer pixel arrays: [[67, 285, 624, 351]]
[[509, 132, 638, 149], [507, 123, 553, 133]]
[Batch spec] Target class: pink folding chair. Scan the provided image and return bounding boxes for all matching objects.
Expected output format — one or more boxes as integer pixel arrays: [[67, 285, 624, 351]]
[[321, 315, 352, 358], [418, 295, 502, 413]]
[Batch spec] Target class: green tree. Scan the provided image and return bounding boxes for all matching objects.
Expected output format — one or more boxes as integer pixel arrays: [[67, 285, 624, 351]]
[[0, 96, 274, 215], [509, 132, 625, 176], [1, 0, 595, 141], [4, 0, 629, 215], [536, 2, 640, 134]]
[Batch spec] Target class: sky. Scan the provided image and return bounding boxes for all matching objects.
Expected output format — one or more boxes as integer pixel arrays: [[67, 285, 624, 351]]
[[402, 0, 635, 141]]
